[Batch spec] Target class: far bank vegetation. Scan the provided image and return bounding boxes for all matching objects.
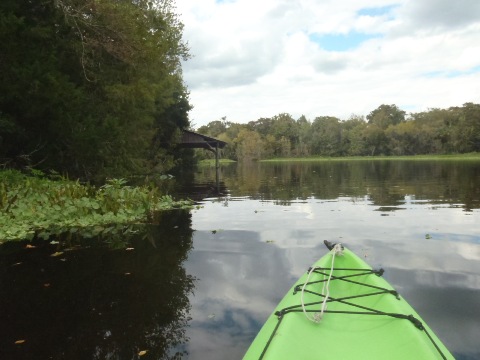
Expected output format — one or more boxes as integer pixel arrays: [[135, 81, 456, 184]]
[[197, 103, 480, 161]]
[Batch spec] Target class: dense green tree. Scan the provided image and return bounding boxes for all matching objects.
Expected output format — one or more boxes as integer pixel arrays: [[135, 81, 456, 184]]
[[194, 121, 247, 161], [410, 108, 452, 153], [270, 113, 298, 147], [151, 90, 193, 171], [295, 115, 312, 156], [362, 124, 388, 156], [247, 117, 274, 138], [216, 132, 236, 160], [247, 114, 306, 157], [310, 116, 342, 156], [278, 136, 292, 157], [385, 121, 419, 155], [197, 117, 230, 138], [234, 129, 264, 161], [367, 104, 406, 130], [342, 115, 368, 156], [457, 103, 480, 152], [410, 104, 480, 154], [263, 134, 277, 158], [0, 0, 191, 179]]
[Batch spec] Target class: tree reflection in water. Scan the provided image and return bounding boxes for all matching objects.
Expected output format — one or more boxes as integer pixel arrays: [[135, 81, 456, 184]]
[[0, 210, 195, 360], [193, 160, 480, 210]]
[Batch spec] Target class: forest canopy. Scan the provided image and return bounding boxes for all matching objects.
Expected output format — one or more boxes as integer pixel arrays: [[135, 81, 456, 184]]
[[0, 0, 192, 179], [197, 103, 480, 161]]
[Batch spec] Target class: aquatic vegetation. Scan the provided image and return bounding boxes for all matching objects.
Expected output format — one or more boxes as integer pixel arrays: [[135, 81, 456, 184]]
[[0, 170, 192, 241]]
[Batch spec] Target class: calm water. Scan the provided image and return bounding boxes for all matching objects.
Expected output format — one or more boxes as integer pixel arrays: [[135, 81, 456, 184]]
[[1, 160, 479, 359]]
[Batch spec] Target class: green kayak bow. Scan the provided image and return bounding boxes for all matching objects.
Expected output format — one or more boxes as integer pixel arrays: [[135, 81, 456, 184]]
[[243, 241, 454, 360]]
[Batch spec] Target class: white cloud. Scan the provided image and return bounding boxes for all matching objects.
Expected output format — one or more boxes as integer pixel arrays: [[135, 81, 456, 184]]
[[399, 0, 480, 30], [176, 0, 480, 127]]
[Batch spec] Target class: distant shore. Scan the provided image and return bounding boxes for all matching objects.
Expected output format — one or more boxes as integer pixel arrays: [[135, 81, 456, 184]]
[[200, 153, 480, 165], [260, 153, 480, 162]]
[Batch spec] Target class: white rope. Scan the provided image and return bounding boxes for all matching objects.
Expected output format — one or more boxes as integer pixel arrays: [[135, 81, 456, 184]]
[[300, 265, 321, 323], [301, 243, 344, 323]]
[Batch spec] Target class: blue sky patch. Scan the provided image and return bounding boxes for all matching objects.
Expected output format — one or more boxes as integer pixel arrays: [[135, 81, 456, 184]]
[[357, 5, 399, 17], [423, 66, 480, 78], [310, 32, 381, 52]]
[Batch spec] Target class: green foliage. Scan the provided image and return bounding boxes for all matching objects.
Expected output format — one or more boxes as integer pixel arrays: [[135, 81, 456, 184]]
[[234, 129, 265, 161], [0, 0, 191, 179], [198, 102, 480, 161], [310, 116, 342, 156], [0, 170, 192, 242], [367, 104, 406, 129], [197, 117, 230, 137]]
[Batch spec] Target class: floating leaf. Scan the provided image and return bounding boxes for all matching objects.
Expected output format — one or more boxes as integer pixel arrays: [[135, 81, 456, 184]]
[[126, 247, 135, 251], [25, 244, 36, 249], [138, 350, 148, 356], [50, 251, 64, 257], [15, 340, 26, 344]]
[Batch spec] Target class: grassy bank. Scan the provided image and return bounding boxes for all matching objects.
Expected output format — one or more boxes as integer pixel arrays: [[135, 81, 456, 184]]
[[0, 170, 191, 242], [260, 153, 480, 163], [198, 159, 237, 167]]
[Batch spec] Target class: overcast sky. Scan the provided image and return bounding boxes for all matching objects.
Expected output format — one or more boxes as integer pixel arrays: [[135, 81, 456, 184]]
[[176, 0, 480, 128]]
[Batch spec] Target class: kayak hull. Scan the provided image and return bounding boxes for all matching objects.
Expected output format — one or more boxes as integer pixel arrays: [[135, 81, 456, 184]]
[[243, 245, 454, 360]]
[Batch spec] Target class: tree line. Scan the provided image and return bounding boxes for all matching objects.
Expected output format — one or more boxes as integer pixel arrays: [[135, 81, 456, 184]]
[[197, 103, 480, 161], [0, 0, 192, 180]]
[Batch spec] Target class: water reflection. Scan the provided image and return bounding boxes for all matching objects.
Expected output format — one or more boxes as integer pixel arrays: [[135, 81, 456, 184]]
[[0, 211, 194, 360], [183, 230, 298, 360], [2, 160, 479, 359], [183, 229, 480, 360], [192, 160, 480, 210], [186, 160, 480, 360], [360, 239, 480, 358]]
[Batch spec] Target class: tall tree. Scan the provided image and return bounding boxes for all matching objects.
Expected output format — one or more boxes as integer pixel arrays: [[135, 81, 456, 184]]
[[457, 103, 480, 152], [270, 113, 298, 146], [367, 104, 406, 130], [197, 117, 229, 138], [234, 129, 264, 161], [310, 116, 342, 156], [385, 121, 420, 155], [363, 124, 388, 156], [247, 117, 274, 138], [0, 0, 191, 179], [342, 115, 368, 156], [295, 115, 311, 156]]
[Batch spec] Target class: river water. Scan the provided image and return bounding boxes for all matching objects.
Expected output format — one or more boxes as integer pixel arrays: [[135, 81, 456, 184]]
[[1, 160, 479, 359]]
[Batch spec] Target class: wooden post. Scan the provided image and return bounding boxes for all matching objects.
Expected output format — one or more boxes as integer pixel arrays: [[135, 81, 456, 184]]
[[215, 141, 219, 191]]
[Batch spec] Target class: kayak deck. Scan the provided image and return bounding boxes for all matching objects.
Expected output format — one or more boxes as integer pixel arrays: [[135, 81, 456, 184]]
[[243, 244, 454, 360]]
